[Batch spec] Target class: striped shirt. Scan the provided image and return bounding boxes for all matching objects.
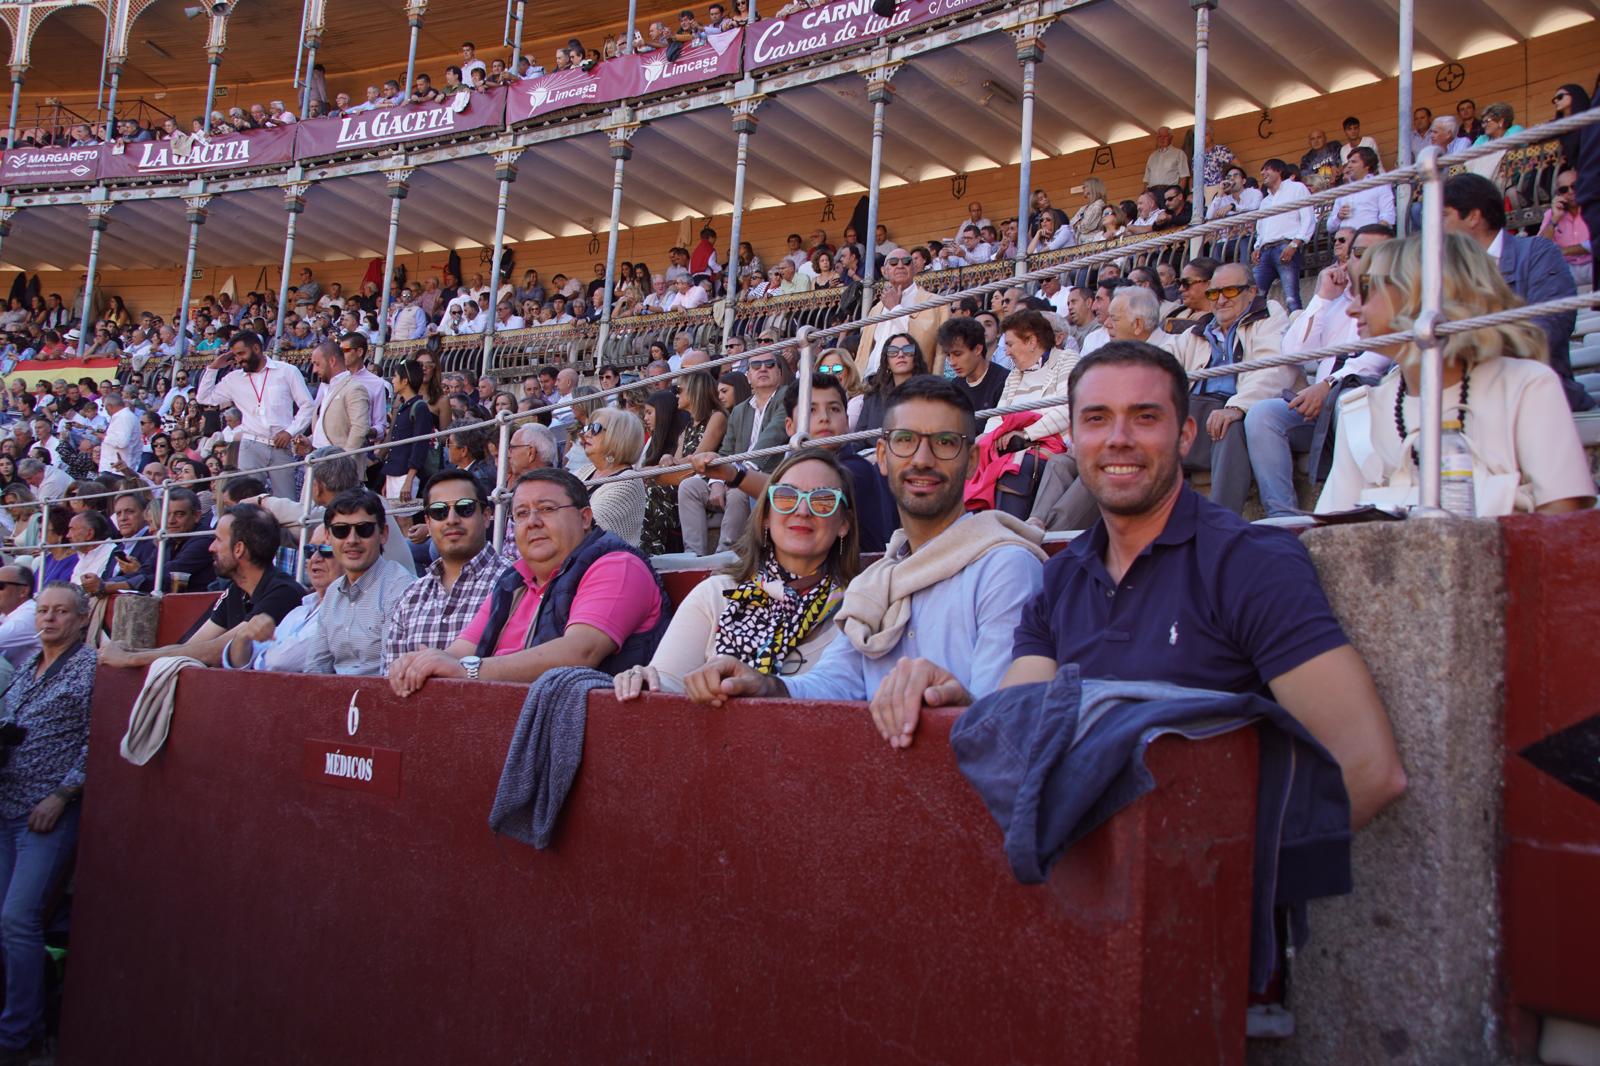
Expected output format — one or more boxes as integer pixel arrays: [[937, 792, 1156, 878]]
[[304, 558, 417, 676], [381, 544, 506, 672]]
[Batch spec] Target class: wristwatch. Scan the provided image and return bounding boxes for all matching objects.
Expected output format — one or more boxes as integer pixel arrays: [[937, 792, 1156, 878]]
[[460, 656, 482, 681]]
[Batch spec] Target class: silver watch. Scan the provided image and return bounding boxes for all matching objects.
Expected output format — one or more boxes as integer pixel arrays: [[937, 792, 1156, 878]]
[[461, 655, 482, 681]]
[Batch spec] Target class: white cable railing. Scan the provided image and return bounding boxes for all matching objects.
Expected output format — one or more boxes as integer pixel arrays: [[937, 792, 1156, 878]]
[[12, 108, 1599, 585]]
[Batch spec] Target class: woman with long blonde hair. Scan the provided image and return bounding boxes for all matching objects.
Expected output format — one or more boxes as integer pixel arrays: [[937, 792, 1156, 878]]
[[1316, 232, 1594, 515], [1070, 177, 1109, 243]]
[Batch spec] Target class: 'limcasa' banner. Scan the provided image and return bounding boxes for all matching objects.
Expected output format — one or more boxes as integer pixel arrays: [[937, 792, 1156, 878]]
[[98, 124, 299, 180], [0, 145, 103, 187], [743, 0, 987, 69], [294, 86, 509, 157], [509, 30, 744, 124]]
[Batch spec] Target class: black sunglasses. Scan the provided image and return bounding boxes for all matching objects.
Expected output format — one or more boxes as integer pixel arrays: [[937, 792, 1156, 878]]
[[423, 498, 480, 521], [303, 544, 335, 559], [746, 358, 779, 370], [327, 520, 378, 540]]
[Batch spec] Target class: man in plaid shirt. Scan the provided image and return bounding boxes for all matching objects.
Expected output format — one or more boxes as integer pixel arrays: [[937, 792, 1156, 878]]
[[382, 470, 507, 672]]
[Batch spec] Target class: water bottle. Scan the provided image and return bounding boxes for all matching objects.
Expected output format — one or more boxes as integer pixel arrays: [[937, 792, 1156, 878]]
[[1438, 420, 1476, 517]]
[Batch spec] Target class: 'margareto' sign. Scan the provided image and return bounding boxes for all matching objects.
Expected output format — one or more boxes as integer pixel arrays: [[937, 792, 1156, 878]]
[[744, 0, 987, 68], [0, 145, 103, 187], [294, 87, 509, 156]]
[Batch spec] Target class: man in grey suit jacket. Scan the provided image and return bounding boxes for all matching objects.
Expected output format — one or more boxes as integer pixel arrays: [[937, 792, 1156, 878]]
[[1445, 173, 1593, 411], [677, 351, 791, 555], [299, 340, 374, 453]]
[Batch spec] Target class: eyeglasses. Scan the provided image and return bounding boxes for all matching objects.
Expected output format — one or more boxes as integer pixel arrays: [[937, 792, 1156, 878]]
[[818, 363, 847, 375], [883, 257, 913, 267], [1357, 272, 1390, 302], [423, 498, 480, 522], [767, 484, 847, 517], [746, 358, 779, 370], [512, 502, 579, 523], [1204, 285, 1251, 301], [1176, 277, 1206, 289], [885, 429, 969, 460], [1332, 235, 1350, 244], [884, 344, 919, 359], [327, 520, 378, 540], [303, 544, 335, 559]]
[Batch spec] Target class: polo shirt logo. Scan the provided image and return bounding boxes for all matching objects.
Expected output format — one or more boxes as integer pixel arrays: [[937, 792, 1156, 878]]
[[1169, 622, 1179, 646]]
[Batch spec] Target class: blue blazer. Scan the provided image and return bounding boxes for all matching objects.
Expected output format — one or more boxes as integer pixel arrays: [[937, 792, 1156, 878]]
[[1498, 232, 1592, 411]]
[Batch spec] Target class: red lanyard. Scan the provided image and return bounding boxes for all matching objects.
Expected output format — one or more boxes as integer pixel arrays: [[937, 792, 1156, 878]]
[[247, 367, 269, 408]]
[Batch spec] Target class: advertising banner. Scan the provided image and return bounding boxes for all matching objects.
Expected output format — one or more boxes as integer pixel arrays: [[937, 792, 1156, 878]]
[[743, 0, 988, 69], [294, 86, 509, 157], [98, 124, 298, 180], [0, 145, 103, 187], [632, 29, 744, 95], [509, 30, 744, 124]]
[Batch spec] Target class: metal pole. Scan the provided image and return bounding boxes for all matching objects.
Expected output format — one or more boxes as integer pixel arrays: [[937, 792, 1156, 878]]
[[1414, 145, 1445, 512], [594, 123, 633, 364], [273, 176, 309, 351], [863, 72, 893, 302], [1014, 27, 1041, 278], [6, 67, 25, 150], [623, 0, 638, 54], [1191, 0, 1214, 231], [511, 0, 526, 69], [492, 412, 512, 552], [295, 454, 315, 583], [151, 489, 171, 598], [723, 98, 760, 346], [95, 12, 110, 120], [202, 59, 220, 132], [34, 498, 47, 593], [403, 1, 427, 104], [376, 166, 412, 352], [78, 202, 110, 357], [1396, 0, 1415, 235], [104, 64, 122, 133], [482, 148, 520, 382], [300, 40, 319, 120], [175, 190, 210, 359], [790, 327, 815, 447]]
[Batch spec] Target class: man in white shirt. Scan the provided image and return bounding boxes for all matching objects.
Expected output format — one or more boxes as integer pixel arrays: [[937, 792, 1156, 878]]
[[459, 42, 487, 84], [1251, 158, 1315, 312], [1143, 127, 1190, 190], [952, 202, 992, 245], [494, 302, 525, 332], [1327, 147, 1395, 233], [98, 387, 143, 476], [0, 567, 39, 682], [339, 333, 389, 439], [678, 277, 711, 311], [641, 276, 671, 313], [456, 301, 486, 335], [18, 458, 70, 501], [1244, 225, 1395, 517], [1337, 116, 1383, 170], [196, 329, 315, 498], [389, 287, 428, 342]]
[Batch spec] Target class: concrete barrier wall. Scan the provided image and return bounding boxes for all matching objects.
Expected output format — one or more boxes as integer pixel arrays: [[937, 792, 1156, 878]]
[[62, 668, 1260, 1065]]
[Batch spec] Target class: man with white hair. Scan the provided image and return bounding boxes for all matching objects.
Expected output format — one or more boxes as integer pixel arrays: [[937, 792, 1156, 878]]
[[1425, 114, 1472, 155], [97, 387, 142, 475], [1144, 126, 1190, 191], [1105, 287, 1171, 349]]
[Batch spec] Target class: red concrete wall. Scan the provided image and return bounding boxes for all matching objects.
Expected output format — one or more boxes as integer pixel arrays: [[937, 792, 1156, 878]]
[[62, 667, 1259, 1065], [1500, 510, 1600, 1038]]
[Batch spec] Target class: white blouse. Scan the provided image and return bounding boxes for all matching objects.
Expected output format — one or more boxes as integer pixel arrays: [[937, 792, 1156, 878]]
[[646, 575, 842, 693]]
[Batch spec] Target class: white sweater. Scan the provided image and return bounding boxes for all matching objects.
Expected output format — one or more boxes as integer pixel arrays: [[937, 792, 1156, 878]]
[[987, 349, 1078, 441]]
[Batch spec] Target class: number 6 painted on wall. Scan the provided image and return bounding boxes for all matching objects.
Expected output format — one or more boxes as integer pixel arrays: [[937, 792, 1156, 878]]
[[347, 691, 361, 737]]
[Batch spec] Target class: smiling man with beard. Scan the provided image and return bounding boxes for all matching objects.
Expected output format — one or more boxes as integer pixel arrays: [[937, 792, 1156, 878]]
[[993, 341, 1406, 828], [684, 376, 1046, 746], [195, 330, 314, 499]]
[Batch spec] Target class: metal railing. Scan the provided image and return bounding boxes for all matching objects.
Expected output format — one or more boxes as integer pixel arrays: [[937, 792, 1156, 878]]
[[24, 110, 1600, 593]]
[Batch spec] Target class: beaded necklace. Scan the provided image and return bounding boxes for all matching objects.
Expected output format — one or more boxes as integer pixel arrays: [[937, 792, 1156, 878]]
[[1394, 362, 1471, 464]]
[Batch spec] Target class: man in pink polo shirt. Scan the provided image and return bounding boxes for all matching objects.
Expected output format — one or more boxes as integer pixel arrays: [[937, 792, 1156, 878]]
[[386, 468, 671, 694], [1540, 167, 1593, 288]]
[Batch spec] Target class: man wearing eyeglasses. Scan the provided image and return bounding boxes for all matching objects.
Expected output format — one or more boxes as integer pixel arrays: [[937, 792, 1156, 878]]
[[0, 566, 39, 680], [1243, 225, 1395, 518], [383, 470, 507, 671], [685, 377, 1044, 739], [855, 248, 948, 378], [1164, 262, 1294, 515], [387, 469, 671, 694], [248, 489, 414, 677]]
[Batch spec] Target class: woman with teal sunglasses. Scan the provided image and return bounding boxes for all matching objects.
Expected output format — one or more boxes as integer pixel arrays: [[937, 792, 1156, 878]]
[[613, 448, 863, 699]]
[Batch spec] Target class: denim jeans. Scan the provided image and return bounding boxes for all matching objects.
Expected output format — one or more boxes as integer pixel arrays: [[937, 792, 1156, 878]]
[[1243, 397, 1316, 517], [1252, 241, 1304, 311], [0, 804, 79, 1051]]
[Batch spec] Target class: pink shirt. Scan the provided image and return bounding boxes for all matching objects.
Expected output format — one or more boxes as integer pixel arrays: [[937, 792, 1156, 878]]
[[1543, 207, 1592, 267], [457, 551, 661, 657]]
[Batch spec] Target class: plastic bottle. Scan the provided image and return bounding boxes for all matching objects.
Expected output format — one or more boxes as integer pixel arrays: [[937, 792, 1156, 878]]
[[1438, 419, 1476, 517]]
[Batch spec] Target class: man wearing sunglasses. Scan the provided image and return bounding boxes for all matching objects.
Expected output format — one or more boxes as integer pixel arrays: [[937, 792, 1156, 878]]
[[222, 525, 339, 672], [1244, 224, 1395, 518], [685, 377, 1045, 745], [856, 246, 948, 378], [0, 566, 39, 680], [1537, 167, 1592, 289], [383, 470, 507, 671], [276, 489, 416, 677], [678, 346, 789, 555], [1165, 262, 1295, 515]]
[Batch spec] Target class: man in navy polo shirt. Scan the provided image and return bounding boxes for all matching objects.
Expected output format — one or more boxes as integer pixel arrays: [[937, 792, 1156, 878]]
[[1000, 341, 1407, 828]]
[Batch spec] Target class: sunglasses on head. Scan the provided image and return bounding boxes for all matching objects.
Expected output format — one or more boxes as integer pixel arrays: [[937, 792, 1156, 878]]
[[1204, 285, 1250, 301], [327, 520, 378, 540], [424, 498, 480, 522], [767, 484, 847, 518], [303, 544, 335, 559]]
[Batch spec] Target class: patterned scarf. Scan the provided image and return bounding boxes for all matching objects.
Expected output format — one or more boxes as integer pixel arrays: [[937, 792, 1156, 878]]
[[714, 555, 842, 676]]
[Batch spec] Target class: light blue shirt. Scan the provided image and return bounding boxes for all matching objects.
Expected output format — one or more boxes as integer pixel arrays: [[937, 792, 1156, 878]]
[[222, 591, 321, 672], [784, 535, 1044, 703]]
